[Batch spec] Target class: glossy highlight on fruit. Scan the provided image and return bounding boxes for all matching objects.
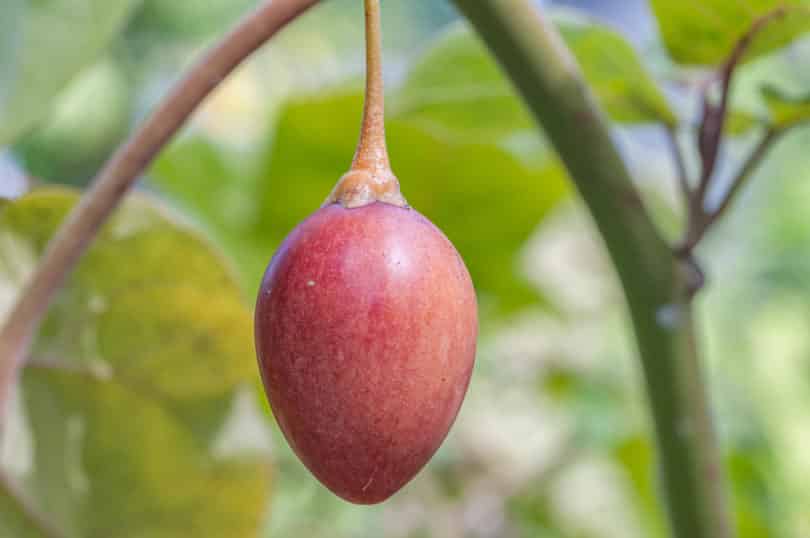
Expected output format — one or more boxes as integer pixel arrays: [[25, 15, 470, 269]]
[[255, 202, 477, 503]]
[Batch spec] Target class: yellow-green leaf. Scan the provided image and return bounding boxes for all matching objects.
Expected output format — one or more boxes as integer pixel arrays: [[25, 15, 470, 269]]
[[726, 108, 765, 135], [555, 12, 677, 125], [762, 85, 810, 128], [651, 0, 810, 65], [0, 188, 268, 537]]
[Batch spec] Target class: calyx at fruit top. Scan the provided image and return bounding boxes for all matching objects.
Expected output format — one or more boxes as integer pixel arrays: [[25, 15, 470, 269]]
[[325, 168, 407, 209]]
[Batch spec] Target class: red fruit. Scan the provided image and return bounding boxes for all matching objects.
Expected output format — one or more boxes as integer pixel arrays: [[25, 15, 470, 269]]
[[254, 201, 477, 503], [255, 0, 477, 504]]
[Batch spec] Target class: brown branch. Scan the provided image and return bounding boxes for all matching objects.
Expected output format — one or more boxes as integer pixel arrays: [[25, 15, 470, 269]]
[[679, 126, 788, 254], [704, 128, 784, 231], [0, 0, 321, 433], [0, 467, 66, 538], [694, 6, 789, 202], [678, 6, 800, 258]]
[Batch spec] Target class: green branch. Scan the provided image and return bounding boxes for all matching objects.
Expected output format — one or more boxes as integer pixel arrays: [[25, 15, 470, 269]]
[[451, 1, 732, 537]]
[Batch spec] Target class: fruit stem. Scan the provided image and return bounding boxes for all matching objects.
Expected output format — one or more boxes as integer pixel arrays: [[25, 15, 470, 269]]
[[353, 0, 390, 174], [325, 0, 406, 208]]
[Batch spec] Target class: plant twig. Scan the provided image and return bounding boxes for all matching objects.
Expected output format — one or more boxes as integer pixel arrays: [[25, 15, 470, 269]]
[[0, 0, 321, 433], [694, 6, 789, 202], [679, 125, 795, 254], [665, 125, 692, 201], [678, 6, 800, 258], [0, 467, 66, 538], [704, 128, 783, 231], [451, 2, 732, 537]]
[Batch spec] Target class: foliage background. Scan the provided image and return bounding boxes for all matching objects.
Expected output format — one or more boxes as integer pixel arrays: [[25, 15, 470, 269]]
[[1, 0, 809, 537]]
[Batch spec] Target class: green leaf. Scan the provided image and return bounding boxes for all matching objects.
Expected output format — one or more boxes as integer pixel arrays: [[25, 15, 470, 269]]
[[27, 371, 268, 538], [613, 436, 668, 538], [554, 11, 677, 126], [650, 0, 810, 66], [393, 26, 535, 141], [255, 91, 569, 314], [149, 136, 270, 297], [135, 0, 255, 37], [507, 488, 567, 538], [761, 84, 810, 128], [394, 15, 676, 141], [726, 108, 765, 135], [727, 436, 781, 538], [0, 0, 141, 146], [0, 188, 268, 537], [13, 59, 133, 185]]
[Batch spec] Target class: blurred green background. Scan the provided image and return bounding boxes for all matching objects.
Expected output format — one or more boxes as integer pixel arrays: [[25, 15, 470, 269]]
[[1, 0, 809, 537]]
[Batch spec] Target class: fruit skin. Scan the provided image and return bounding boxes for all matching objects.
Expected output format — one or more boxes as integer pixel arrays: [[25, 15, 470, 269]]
[[255, 201, 477, 504]]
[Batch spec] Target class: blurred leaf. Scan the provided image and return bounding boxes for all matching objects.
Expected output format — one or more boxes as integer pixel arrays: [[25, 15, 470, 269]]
[[0, 0, 140, 146], [256, 92, 570, 314], [543, 366, 629, 447], [508, 488, 566, 538], [750, 132, 810, 297], [26, 371, 268, 538], [0, 188, 269, 537], [727, 437, 781, 538], [395, 16, 675, 142], [14, 60, 132, 185], [726, 108, 765, 135], [650, 0, 810, 66], [150, 136, 269, 295], [135, 0, 254, 37], [554, 12, 677, 126], [613, 436, 668, 538], [394, 25, 535, 141], [152, 138, 248, 236], [761, 84, 810, 128]]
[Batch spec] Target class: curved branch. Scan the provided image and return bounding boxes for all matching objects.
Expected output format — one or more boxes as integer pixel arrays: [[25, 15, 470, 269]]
[[704, 128, 783, 232], [665, 125, 692, 202], [451, 2, 732, 538], [680, 117, 807, 254], [694, 6, 789, 202], [0, 0, 321, 431], [0, 467, 65, 538]]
